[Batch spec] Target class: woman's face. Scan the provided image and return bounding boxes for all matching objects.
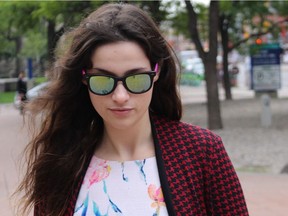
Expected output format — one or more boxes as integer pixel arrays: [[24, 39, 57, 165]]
[[87, 41, 159, 130]]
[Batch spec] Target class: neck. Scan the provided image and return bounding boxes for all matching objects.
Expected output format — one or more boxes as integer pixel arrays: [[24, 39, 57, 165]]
[[95, 115, 155, 161]]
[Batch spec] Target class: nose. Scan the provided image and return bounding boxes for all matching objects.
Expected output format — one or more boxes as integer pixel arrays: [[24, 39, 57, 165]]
[[111, 82, 130, 103]]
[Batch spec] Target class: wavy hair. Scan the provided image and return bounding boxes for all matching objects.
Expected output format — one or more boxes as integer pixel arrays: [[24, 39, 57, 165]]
[[17, 3, 182, 215]]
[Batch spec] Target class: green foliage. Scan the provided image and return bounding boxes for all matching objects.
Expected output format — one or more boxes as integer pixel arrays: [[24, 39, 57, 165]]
[[219, 0, 285, 55], [0, 37, 15, 57], [34, 77, 47, 85], [20, 30, 47, 59], [272, 0, 288, 16], [180, 73, 204, 86], [0, 1, 40, 57], [32, 1, 95, 26], [0, 0, 100, 77], [0, 0, 171, 62], [0, 1, 39, 32], [0, 91, 15, 104], [137, 1, 168, 24], [169, 5, 190, 38], [165, 0, 208, 40]]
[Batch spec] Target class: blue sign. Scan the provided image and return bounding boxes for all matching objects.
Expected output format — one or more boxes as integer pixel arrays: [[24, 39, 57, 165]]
[[250, 43, 282, 91]]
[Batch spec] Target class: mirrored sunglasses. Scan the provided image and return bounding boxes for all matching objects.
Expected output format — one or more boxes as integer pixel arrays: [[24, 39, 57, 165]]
[[83, 71, 156, 95]]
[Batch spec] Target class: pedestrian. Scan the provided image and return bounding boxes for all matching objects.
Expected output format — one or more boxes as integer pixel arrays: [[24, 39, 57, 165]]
[[17, 3, 249, 216], [16, 71, 27, 114]]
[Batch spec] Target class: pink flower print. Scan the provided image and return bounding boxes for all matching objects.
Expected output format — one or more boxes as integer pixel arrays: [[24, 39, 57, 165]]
[[148, 184, 166, 215], [88, 159, 111, 187]]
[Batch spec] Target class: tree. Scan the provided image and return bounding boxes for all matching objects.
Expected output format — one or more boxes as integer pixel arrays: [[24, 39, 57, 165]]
[[39, 0, 168, 64], [0, 0, 168, 77], [0, 1, 48, 77], [219, 1, 288, 100], [0, 2, 36, 76], [219, 13, 232, 99], [32, 1, 94, 64], [219, 1, 270, 100], [167, 1, 209, 44], [185, 1, 223, 129], [136, 1, 167, 24]]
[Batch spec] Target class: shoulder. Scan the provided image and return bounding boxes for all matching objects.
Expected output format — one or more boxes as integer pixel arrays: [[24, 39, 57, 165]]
[[151, 115, 231, 181], [151, 114, 222, 146]]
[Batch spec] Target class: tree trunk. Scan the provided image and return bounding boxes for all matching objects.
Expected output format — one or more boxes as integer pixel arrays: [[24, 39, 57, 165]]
[[204, 59, 222, 129], [206, 1, 223, 129], [219, 15, 232, 100], [185, 1, 223, 129], [47, 19, 65, 65]]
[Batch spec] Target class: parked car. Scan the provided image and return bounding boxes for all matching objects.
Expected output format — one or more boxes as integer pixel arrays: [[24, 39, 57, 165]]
[[182, 57, 204, 76], [178, 49, 198, 61], [14, 82, 49, 111], [26, 82, 49, 100]]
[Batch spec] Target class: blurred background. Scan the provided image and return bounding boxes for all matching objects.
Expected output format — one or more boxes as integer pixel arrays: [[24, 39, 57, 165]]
[[0, 1, 288, 215], [1, 0, 288, 127]]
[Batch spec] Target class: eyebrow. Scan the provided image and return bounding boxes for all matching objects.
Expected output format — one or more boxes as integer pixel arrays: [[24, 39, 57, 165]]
[[88, 67, 150, 76]]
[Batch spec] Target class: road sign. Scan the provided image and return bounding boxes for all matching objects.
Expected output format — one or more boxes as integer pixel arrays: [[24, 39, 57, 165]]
[[250, 43, 282, 91]]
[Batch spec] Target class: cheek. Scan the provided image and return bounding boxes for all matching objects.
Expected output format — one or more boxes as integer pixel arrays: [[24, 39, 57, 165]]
[[88, 92, 105, 113], [138, 88, 154, 107]]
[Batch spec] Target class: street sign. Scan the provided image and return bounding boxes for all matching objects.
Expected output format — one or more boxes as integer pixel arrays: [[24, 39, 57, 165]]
[[250, 43, 282, 91]]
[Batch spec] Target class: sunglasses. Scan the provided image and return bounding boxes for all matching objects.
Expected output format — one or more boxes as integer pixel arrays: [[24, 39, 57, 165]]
[[83, 64, 158, 96]]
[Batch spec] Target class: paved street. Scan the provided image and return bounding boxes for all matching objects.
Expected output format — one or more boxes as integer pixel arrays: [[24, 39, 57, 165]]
[[0, 105, 29, 216], [238, 172, 288, 216]]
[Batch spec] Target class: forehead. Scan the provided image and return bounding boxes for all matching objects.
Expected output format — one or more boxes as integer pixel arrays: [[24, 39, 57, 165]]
[[90, 41, 150, 73]]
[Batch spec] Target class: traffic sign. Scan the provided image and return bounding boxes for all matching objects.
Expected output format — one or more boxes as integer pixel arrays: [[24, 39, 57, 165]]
[[250, 43, 282, 91]]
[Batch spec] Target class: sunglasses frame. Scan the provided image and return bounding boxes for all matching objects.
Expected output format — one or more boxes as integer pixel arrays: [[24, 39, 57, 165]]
[[83, 71, 156, 95]]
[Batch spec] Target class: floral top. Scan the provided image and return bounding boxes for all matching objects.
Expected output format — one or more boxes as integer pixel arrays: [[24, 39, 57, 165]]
[[74, 155, 168, 216]]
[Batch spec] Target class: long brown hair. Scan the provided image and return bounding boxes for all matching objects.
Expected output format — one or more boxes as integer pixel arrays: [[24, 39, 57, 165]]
[[17, 3, 182, 215]]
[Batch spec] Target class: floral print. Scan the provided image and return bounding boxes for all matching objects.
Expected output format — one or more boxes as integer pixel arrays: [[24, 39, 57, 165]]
[[135, 160, 147, 184], [74, 156, 168, 216], [88, 159, 111, 186], [148, 185, 165, 216]]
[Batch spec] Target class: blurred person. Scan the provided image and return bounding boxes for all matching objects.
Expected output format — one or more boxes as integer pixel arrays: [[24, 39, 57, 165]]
[[16, 3, 248, 216], [228, 65, 239, 87], [16, 71, 27, 114]]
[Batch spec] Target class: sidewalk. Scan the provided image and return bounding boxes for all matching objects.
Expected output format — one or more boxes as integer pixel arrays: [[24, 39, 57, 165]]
[[238, 172, 288, 216], [179, 83, 288, 104]]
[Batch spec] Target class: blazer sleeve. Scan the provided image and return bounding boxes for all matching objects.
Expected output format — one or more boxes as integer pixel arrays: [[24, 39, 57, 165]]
[[204, 135, 249, 215]]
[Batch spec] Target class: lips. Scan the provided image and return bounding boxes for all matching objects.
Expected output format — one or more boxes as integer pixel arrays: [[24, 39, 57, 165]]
[[109, 108, 133, 116]]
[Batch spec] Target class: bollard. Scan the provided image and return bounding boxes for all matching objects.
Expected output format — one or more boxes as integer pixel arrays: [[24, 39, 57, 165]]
[[261, 94, 271, 128]]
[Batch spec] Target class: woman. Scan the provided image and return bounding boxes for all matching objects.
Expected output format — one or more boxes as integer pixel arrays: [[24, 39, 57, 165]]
[[18, 3, 248, 216]]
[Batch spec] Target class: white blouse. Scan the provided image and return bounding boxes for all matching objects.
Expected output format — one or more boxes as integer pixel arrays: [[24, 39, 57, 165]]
[[74, 155, 168, 216]]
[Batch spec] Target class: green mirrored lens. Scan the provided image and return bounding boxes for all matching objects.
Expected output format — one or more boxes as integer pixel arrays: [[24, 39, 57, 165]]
[[126, 74, 151, 93], [89, 76, 114, 95]]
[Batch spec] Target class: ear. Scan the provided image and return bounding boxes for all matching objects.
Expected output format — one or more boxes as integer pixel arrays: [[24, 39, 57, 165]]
[[153, 63, 160, 82], [154, 72, 160, 82]]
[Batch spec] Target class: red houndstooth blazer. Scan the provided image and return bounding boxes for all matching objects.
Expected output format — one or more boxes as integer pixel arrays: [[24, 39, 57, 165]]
[[34, 115, 249, 215]]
